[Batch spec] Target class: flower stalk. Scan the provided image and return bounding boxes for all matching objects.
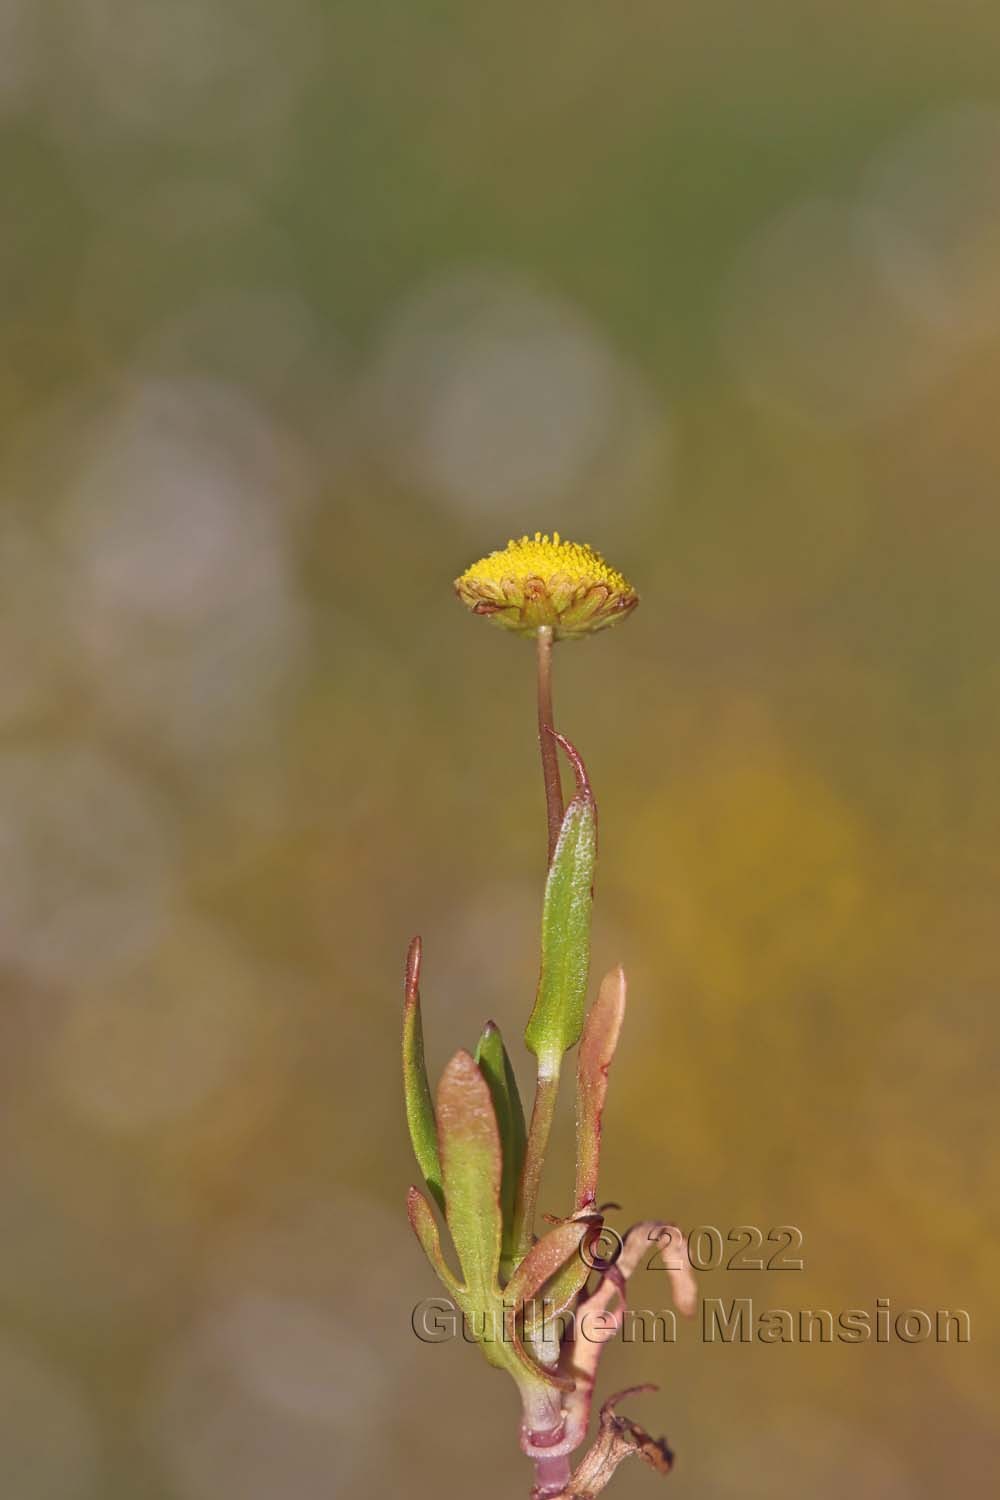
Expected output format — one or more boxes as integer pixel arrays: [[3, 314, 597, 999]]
[[536, 624, 564, 866]]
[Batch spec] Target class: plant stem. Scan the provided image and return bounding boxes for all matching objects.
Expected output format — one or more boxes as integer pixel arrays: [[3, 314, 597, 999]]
[[536, 626, 564, 866], [522, 1383, 572, 1498], [511, 1066, 560, 1262], [511, 630, 565, 1263]]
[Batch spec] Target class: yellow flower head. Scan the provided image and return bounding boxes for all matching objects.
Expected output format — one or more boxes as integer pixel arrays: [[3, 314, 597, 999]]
[[454, 532, 638, 640]]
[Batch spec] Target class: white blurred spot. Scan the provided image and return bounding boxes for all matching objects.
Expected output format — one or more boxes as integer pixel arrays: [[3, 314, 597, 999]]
[[721, 104, 1000, 428], [862, 102, 1000, 344], [52, 916, 285, 1131], [0, 746, 174, 987], [89, 581, 307, 761], [62, 379, 294, 625], [0, 524, 75, 727], [0, 1339, 99, 1500], [212, 1296, 368, 1422], [56, 377, 310, 758], [718, 198, 946, 429], [147, 1296, 385, 1500], [368, 269, 670, 525], [53, 0, 320, 161]]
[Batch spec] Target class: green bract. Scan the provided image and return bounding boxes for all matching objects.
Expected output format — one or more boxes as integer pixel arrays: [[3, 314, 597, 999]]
[[524, 734, 597, 1075]]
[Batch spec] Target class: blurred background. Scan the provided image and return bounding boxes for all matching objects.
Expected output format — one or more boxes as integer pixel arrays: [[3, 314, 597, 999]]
[[1, 1, 998, 1495]]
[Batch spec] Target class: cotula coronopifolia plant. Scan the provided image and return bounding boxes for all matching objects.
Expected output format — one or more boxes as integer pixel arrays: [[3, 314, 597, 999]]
[[403, 534, 697, 1500]]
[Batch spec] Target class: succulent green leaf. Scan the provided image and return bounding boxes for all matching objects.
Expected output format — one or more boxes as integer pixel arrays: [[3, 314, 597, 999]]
[[402, 936, 444, 1210], [406, 1185, 460, 1294], [474, 1020, 527, 1274], [509, 1218, 593, 1314], [422, 1051, 571, 1393], [575, 966, 627, 1210], [524, 733, 597, 1074], [436, 1050, 504, 1302], [522, 1239, 595, 1341], [504, 1218, 595, 1385]]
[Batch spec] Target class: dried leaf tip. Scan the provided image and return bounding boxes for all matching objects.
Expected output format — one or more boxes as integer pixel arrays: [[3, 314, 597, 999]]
[[548, 729, 594, 809], [404, 934, 422, 1007]]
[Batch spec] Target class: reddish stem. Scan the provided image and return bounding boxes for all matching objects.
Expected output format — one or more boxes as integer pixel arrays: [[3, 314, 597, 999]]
[[536, 626, 564, 865]]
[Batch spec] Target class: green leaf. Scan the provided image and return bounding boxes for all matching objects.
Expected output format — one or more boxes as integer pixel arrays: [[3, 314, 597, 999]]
[[506, 1215, 598, 1339], [402, 936, 444, 1209], [406, 1185, 459, 1294], [522, 1240, 595, 1341], [575, 966, 627, 1210], [474, 1021, 527, 1275], [435, 1050, 503, 1302], [524, 733, 597, 1074], [428, 1051, 571, 1393], [504, 1217, 598, 1380], [505, 1218, 589, 1307]]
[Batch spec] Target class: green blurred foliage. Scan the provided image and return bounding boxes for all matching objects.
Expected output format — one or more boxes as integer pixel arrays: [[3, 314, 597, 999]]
[[0, 1, 998, 1496]]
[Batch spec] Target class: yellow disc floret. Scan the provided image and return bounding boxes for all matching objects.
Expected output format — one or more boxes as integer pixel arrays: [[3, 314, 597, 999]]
[[454, 532, 638, 640]]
